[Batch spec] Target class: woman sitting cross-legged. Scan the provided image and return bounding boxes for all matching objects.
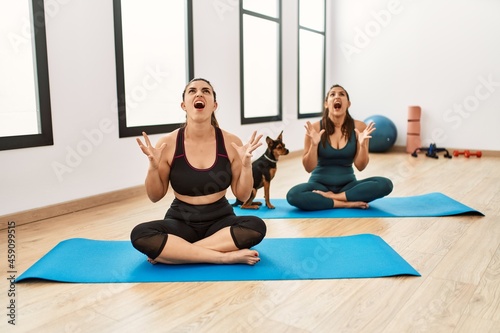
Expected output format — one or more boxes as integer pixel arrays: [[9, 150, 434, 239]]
[[131, 78, 266, 265], [286, 84, 393, 211]]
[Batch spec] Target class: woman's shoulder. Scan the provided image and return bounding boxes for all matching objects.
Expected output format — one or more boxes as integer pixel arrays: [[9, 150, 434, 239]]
[[220, 128, 243, 146], [155, 128, 179, 147], [354, 119, 367, 131], [310, 120, 321, 129]]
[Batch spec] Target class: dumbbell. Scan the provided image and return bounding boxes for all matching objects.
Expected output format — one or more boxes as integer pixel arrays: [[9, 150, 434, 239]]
[[464, 150, 482, 158], [453, 150, 482, 158]]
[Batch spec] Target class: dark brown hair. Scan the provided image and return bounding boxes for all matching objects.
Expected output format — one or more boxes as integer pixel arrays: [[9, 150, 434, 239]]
[[181, 78, 219, 128], [320, 84, 354, 147]]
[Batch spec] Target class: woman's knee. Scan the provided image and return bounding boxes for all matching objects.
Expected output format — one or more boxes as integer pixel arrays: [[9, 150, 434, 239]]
[[130, 223, 168, 259], [382, 177, 394, 195], [247, 217, 267, 240], [231, 217, 266, 249], [286, 186, 301, 207]]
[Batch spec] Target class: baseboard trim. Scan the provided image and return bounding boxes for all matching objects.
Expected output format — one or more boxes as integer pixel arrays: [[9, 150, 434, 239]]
[[1, 185, 146, 230]]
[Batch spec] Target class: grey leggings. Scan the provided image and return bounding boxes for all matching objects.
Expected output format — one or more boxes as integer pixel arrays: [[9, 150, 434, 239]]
[[286, 176, 393, 211]]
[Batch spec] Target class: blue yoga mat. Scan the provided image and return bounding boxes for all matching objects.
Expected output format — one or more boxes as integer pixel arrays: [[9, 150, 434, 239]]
[[233, 192, 483, 219], [16, 235, 419, 283]]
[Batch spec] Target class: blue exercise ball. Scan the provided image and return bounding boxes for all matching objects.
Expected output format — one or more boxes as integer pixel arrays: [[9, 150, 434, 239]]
[[364, 115, 397, 152]]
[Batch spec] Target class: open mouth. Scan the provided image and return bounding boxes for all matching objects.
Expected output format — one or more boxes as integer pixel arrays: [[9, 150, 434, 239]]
[[194, 101, 205, 109], [334, 102, 341, 110]]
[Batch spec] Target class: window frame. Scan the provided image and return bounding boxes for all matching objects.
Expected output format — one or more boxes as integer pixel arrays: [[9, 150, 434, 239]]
[[0, 0, 53, 151], [297, 0, 326, 119], [112, 0, 194, 138], [239, 0, 282, 125]]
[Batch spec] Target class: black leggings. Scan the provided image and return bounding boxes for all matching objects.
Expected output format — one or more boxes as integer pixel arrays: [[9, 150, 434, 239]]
[[130, 197, 266, 259]]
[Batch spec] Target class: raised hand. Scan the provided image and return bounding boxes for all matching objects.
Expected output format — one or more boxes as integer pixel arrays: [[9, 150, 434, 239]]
[[231, 131, 263, 167], [136, 132, 166, 169], [305, 121, 325, 146], [355, 122, 375, 146]]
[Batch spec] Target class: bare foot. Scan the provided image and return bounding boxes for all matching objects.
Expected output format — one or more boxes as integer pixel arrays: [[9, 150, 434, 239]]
[[146, 248, 260, 266], [313, 190, 336, 199], [313, 189, 351, 202], [223, 249, 261, 265], [333, 200, 369, 209], [313, 190, 369, 209]]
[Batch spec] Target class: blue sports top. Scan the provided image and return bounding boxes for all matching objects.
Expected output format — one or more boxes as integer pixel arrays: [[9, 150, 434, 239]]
[[309, 121, 358, 187], [170, 126, 232, 196]]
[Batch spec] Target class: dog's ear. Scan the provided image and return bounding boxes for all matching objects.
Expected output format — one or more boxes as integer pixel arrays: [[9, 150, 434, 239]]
[[266, 136, 273, 146], [277, 131, 283, 141]]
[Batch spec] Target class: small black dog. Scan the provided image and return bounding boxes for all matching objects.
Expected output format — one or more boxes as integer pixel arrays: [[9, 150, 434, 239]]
[[233, 131, 289, 209]]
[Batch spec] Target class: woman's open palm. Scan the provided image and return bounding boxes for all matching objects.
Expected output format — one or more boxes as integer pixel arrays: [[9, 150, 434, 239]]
[[136, 132, 166, 169], [355, 122, 375, 145], [231, 131, 262, 167], [305, 121, 325, 145]]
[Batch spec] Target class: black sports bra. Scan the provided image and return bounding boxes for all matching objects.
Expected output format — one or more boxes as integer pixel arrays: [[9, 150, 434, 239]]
[[169, 127, 232, 197]]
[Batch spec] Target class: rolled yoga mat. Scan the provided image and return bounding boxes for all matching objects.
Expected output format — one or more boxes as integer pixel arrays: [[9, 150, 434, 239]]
[[16, 234, 420, 283], [233, 192, 483, 219], [407, 105, 422, 154]]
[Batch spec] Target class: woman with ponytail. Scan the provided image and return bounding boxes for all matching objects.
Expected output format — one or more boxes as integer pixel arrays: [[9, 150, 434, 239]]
[[131, 78, 266, 265]]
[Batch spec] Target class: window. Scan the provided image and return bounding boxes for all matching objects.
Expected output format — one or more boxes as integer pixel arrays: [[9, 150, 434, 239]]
[[298, 0, 325, 118], [0, 0, 53, 151], [240, 0, 282, 124], [113, 0, 194, 137]]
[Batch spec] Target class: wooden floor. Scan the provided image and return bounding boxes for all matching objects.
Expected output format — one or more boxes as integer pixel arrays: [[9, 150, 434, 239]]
[[3, 151, 500, 332]]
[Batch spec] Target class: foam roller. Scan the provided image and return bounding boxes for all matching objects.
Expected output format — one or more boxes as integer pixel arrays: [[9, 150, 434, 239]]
[[406, 106, 421, 153]]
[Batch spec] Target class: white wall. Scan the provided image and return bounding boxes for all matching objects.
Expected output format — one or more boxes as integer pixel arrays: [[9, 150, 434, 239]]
[[1, 0, 499, 216], [327, 0, 500, 150], [1, 0, 144, 216]]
